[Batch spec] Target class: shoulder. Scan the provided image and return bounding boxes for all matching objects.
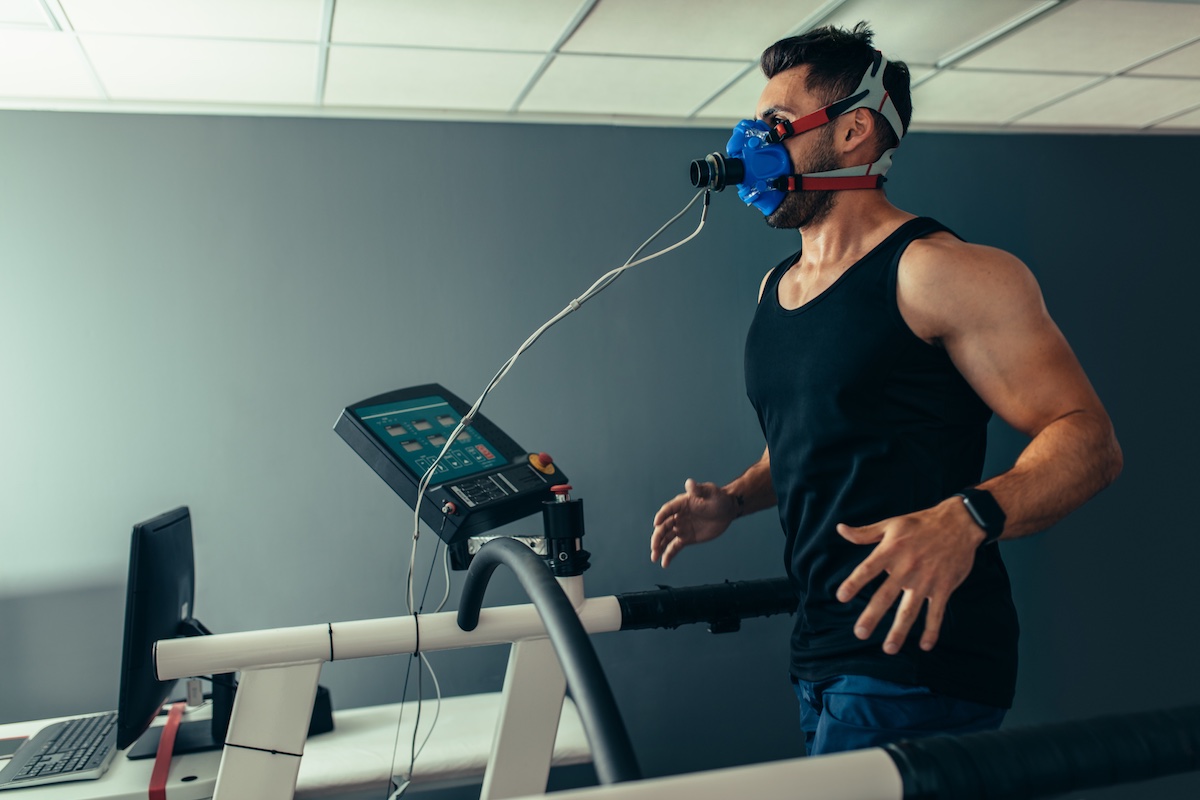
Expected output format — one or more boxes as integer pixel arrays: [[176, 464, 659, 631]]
[[898, 232, 1046, 343], [758, 269, 773, 302], [758, 248, 800, 303]]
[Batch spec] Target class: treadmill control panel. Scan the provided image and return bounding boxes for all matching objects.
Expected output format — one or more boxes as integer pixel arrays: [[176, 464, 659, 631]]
[[353, 394, 509, 484], [335, 384, 567, 543]]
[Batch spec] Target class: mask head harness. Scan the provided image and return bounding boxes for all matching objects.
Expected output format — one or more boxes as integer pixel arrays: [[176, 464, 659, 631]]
[[689, 50, 905, 217]]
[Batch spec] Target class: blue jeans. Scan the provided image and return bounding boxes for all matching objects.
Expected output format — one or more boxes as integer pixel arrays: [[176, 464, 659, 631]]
[[794, 674, 1006, 756]]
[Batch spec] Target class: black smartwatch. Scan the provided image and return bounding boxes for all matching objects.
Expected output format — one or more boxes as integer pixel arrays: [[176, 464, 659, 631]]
[[954, 487, 1006, 545]]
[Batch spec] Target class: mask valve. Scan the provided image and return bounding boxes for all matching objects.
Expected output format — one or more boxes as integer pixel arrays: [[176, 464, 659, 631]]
[[690, 153, 744, 192]]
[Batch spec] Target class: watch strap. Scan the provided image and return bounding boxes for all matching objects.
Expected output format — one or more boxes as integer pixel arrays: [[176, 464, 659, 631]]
[[955, 487, 1006, 545]]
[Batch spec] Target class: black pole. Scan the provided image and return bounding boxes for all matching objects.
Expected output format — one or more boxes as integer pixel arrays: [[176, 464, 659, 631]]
[[616, 577, 796, 633], [456, 538, 641, 785], [886, 704, 1200, 799]]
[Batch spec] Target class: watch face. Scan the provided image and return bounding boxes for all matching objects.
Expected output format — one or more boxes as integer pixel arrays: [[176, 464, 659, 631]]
[[960, 489, 1005, 540]]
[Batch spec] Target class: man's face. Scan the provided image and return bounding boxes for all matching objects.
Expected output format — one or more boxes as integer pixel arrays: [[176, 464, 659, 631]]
[[755, 66, 842, 230]]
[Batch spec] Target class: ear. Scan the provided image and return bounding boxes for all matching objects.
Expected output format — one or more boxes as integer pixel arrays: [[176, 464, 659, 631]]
[[838, 108, 877, 153]]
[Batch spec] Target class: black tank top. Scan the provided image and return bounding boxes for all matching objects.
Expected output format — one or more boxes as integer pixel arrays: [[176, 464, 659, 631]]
[[744, 217, 1018, 708]]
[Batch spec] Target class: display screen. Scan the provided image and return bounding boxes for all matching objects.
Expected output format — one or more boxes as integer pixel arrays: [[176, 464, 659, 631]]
[[354, 395, 507, 484]]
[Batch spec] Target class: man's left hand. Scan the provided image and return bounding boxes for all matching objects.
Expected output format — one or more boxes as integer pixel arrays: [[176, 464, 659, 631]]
[[835, 498, 987, 654]]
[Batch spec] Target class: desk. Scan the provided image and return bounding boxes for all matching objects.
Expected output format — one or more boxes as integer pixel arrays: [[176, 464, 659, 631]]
[[0, 694, 591, 799]]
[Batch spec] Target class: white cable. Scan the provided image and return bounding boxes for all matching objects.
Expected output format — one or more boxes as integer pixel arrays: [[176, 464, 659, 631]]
[[413, 652, 442, 762], [390, 535, 447, 796], [395, 188, 711, 790], [434, 539, 452, 614], [403, 188, 710, 613], [384, 654, 444, 799]]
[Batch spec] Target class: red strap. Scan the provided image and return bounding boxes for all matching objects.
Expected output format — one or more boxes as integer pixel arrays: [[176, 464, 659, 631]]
[[768, 106, 833, 142], [149, 702, 185, 800], [788, 106, 835, 137]]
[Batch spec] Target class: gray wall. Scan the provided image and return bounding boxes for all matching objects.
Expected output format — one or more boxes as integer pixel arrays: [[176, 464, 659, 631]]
[[1, 111, 1197, 797]]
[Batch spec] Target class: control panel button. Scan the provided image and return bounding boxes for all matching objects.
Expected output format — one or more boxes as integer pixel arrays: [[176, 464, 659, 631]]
[[529, 452, 556, 475]]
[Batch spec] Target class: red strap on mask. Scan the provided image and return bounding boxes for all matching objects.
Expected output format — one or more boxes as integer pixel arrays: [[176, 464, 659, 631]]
[[776, 174, 886, 191]]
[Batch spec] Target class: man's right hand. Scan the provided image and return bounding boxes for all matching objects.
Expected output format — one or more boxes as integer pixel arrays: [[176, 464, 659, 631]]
[[650, 478, 738, 568]]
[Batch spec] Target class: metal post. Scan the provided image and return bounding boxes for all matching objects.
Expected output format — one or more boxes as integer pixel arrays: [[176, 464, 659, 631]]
[[480, 638, 567, 800], [211, 661, 324, 800]]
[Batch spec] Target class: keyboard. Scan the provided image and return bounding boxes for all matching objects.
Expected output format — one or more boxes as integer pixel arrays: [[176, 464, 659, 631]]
[[0, 712, 117, 790]]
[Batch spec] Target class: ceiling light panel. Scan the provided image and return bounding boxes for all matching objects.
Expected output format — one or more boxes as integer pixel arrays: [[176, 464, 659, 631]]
[[960, 0, 1200, 74], [325, 47, 544, 110], [1016, 75, 1200, 127], [0, 30, 100, 99], [1129, 38, 1200, 77], [519, 54, 747, 116], [59, 0, 323, 41], [0, 0, 46, 27], [560, 0, 829, 60], [910, 69, 1096, 126], [81, 36, 318, 104], [332, 0, 582, 50], [819, 0, 1051, 67]]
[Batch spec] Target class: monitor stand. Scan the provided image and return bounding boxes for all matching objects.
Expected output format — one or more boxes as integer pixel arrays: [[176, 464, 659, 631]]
[[126, 718, 223, 759], [127, 672, 235, 761]]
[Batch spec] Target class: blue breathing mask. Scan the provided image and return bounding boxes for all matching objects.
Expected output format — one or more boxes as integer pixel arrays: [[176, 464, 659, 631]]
[[725, 119, 792, 217]]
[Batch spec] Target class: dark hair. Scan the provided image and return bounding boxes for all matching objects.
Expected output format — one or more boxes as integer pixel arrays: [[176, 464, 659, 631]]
[[760, 22, 912, 154]]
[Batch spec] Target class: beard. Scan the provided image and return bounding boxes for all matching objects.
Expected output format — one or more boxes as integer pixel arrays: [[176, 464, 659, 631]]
[[764, 127, 841, 230]]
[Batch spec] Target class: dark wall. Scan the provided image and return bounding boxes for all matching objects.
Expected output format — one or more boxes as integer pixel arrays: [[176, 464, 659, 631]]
[[0, 111, 1196, 797]]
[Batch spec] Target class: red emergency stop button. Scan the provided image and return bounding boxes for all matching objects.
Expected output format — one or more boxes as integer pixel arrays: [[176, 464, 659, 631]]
[[529, 452, 556, 475]]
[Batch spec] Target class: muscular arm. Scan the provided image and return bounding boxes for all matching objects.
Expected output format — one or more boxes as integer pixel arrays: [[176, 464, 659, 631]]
[[907, 238, 1122, 539], [837, 238, 1122, 653]]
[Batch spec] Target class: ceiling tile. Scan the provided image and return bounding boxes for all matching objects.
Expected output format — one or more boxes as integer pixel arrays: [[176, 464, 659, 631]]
[[0, 30, 100, 99], [332, 0, 581, 50], [1016, 75, 1200, 127], [907, 65, 937, 85], [81, 35, 319, 104], [961, 0, 1200, 74], [1153, 104, 1200, 128], [1129, 39, 1200, 77], [694, 68, 766, 120], [59, 0, 323, 41], [561, 0, 829, 60], [0, 0, 1197, 130], [819, 0, 1052, 67], [0, 0, 46, 27], [324, 47, 543, 110], [519, 54, 747, 117], [911, 69, 1096, 125]]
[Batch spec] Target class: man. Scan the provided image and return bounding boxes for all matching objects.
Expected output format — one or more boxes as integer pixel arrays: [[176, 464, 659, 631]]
[[649, 24, 1122, 756]]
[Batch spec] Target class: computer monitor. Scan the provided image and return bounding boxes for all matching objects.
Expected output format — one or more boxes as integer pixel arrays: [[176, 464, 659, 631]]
[[116, 506, 231, 757]]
